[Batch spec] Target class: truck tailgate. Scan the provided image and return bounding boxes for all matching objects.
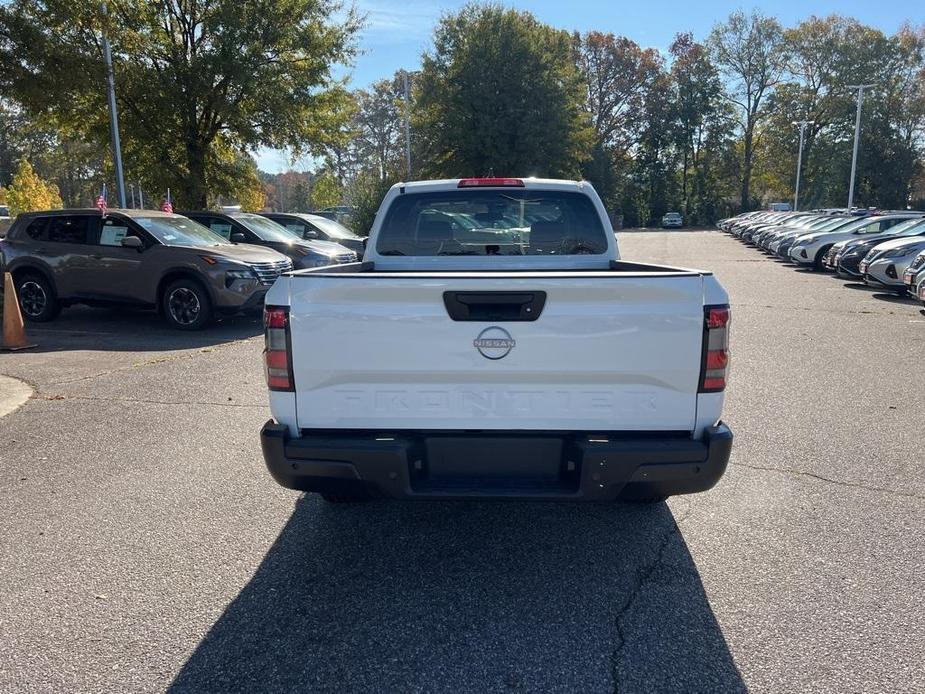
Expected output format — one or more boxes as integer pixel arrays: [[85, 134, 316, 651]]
[[287, 273, 705, 432]]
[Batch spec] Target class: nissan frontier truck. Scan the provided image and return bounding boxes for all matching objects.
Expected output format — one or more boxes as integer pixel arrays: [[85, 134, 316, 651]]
[[259, 178, 732, 503]]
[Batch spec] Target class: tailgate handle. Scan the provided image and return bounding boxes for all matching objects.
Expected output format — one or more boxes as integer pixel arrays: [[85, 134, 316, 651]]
[[443, 291, 546, 321]]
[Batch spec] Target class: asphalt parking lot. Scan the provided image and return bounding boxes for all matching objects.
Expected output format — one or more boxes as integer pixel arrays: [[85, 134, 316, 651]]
[[2, 230, 924, 693]]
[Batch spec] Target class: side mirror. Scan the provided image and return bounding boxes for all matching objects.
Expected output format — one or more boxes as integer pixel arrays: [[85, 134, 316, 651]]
[[304, 230, 319, 239], [231, 232, 247, 243], [121, 236, 143, 249], [362, 237, 368, 251]]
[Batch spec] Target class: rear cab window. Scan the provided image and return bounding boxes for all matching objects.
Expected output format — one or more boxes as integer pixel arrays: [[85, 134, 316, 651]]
[[376, 190, 608, 257]]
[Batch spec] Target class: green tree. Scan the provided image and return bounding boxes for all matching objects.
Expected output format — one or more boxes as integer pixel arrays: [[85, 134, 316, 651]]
[[415, 4, 594, 178], [709, 10, 786, 211], [573, 32, 662, 210], [758, 17, 925, 209], [6, 160, 63, 215], [668, 33, 732, 223], [344, 169, 398, 235], [311, 171, 341, 209], [0, 0, 361, 207], [354, 76, 406, 180]]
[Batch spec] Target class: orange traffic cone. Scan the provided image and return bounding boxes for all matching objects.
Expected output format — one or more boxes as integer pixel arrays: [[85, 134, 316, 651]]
[[1, 272, 37, 351]]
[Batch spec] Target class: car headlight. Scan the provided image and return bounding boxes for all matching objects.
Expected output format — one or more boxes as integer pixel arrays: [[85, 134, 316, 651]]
[[224, 268, 257, 288], [879, 247, 913, 259], [226, 269, 256, 280]]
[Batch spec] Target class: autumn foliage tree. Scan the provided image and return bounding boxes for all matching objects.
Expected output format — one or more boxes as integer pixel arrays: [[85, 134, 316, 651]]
[[5, 160, 63, 216]]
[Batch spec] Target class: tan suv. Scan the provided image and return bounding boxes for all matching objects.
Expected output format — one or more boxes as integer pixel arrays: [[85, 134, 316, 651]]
[[0, 209, 292, 329]]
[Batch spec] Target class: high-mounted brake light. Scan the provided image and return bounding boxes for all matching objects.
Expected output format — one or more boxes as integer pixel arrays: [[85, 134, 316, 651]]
[[264, 306, 294, 391], [700, 306, 730, 392], [457, 178, 525, 188]]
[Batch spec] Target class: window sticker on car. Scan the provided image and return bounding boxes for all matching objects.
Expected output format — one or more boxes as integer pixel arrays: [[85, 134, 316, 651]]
[[210, 223, 233, 239], [100, 226, 129, 246]]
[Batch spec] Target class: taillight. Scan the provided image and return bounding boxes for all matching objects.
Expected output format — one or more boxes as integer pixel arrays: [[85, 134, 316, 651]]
[[700, 305, 730, 392], [264, 306, 293, 391], [457, 178, 525, 188]]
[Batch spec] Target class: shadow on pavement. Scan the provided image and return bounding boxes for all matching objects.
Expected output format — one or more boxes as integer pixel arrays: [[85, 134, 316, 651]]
[[170, 497, 744, 693], [870, 292, 916, 305], [22, 305, 262, 352]]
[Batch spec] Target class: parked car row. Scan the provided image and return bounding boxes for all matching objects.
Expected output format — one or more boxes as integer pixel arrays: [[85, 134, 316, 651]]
[[717, 209, 925, 308], [0, 208, 366, 329]]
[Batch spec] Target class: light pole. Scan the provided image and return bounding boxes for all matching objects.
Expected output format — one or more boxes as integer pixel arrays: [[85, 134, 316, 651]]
[[846, 84, 875, 209], [791, 119, 814, 211], [101, 3, 127, 207]]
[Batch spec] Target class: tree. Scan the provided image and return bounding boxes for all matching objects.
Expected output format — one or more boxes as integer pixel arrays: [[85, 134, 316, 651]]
[[668, 33, 732, 223], [354, 77, 406, 180], [709, 10, 786, 211], [344, 169, 398, 235], [756, 17, 925, 209], [573, 32, 661, 156], [5, 160, 63, 215], [415, 4, 594, 178], [572, 32, 662, 209], [311, 171, 341, 209], [0, 0, 361, 207]]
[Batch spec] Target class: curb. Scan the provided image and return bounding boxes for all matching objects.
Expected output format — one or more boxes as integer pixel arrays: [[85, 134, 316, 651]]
[[0, 375, 33, 418]]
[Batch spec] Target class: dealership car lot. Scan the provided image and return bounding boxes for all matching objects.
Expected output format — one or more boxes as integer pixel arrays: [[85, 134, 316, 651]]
[[1, 231, 924, 693]]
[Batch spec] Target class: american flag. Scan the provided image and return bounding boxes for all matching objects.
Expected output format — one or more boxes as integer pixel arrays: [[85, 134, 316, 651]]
[[96, 195, 107, 212]]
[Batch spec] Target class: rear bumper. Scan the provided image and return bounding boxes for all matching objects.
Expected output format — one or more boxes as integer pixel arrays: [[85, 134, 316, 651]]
[[260, 422, 733, 501]]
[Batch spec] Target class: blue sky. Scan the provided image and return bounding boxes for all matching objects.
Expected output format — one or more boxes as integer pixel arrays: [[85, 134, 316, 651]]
[[255, 0, 920, 172]]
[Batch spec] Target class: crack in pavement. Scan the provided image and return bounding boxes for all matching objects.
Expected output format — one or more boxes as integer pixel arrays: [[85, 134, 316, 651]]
[[609, 500, 694, 694], [730, 461, 925, 501]]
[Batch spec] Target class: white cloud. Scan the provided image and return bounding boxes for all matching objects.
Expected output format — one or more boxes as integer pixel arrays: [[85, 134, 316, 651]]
[[359, 0, 442, 43]]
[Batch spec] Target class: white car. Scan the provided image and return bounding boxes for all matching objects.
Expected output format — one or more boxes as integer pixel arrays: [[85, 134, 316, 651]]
[[915, 266, 925, 307], [902, 249, 925, 293], [259, 177, 733, 503], [789, 214, 925, 269], [860, 236, 925, 291], [662, 212, 683, 228]]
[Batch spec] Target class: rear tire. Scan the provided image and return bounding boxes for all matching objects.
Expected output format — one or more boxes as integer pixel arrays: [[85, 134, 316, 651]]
[[15, 272, 60, 322], [161, 278, 212, 330]]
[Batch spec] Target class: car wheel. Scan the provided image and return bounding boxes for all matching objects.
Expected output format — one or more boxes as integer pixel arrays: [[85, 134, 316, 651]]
[[15, 272, 60, 322], [813, 246, 832, 271], [161, 278, 212, 330]]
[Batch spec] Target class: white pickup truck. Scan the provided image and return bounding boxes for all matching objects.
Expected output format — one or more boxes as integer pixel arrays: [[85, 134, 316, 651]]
[[260, 178, 732, 502]]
